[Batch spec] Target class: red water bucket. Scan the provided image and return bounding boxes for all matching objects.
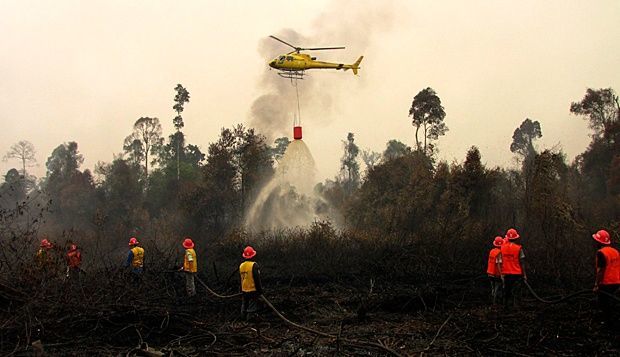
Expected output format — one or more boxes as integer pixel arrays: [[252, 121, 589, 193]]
[[293, 126, 302, 140]]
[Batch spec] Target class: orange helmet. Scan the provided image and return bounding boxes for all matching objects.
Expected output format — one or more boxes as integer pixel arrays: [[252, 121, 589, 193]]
[[242, 246, 256, 259], [505, 228, 520, 240], [40, 239, 52, 248], [493, 236, 504, 247], [182, 238, 194, 249], [128, 237, 139, 246], [592, 229, 611, 245]]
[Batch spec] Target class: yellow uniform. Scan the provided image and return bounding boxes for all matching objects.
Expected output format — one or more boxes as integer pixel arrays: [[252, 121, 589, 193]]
[[131, 246, 144, 268], [239, 261, 256, 292], [183, 248, 197, 273]]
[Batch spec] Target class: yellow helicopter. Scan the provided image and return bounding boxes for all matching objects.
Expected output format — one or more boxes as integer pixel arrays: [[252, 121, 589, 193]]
[[268, 35, 363, 80]]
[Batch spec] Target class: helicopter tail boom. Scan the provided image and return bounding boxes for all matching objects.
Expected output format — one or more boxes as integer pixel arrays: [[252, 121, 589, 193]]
[[351, 56, 363, 75], [344, 56, 364, 75]]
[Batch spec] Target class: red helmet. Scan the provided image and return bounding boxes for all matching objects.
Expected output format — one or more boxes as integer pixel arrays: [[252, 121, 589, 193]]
[[69, 244, 77, 252], [592, 229, 611, 245], [182, 238, 194, 249], [40, 239, 51, 248], [505, 228, 520, 240], [493, 236, 504, 247], [242, 246, 256, 259], [128, 237, 139, 246]]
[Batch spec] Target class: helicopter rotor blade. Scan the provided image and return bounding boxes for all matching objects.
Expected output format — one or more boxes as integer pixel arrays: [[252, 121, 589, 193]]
[[303, 47, 346, 51], [269, 35, 300, 51]]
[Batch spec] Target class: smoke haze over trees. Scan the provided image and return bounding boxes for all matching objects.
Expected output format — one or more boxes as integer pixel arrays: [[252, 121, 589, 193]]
[[1, 86, 619, 286]]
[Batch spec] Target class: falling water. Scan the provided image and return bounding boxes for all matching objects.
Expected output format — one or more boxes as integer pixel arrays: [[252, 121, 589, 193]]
[[244, 139, 332, 230]]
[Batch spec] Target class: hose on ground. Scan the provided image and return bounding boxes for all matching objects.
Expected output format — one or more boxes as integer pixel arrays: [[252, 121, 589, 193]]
[[524, 280, 620, 304], [523, 281, 591, 304], [259, 294, 403, 357], [195, 276, 241, 299], [195, 276, 402, 356]]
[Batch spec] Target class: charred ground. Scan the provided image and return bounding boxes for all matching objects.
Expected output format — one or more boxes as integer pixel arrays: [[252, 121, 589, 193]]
[[1, 225, 619, 356]]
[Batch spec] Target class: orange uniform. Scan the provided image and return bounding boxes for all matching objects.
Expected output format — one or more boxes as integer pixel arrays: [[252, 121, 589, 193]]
[[597, 246, 620, 285], [487, 248, 501, 277], [500, 241, 523, 275]]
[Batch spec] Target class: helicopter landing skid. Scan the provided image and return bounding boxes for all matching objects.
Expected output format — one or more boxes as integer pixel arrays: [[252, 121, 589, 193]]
[[277, 70, 305, 81]]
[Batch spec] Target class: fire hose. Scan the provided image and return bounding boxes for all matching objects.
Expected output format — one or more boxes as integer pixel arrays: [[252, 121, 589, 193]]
[[194, 276, 402, 357], [523, 280, 620, 304], [191, 273, 620, 354], [449, 273, 620, 305]]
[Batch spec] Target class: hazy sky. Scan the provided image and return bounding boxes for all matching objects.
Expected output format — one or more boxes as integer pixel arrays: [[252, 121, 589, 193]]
[[1, 0, 619, 181]]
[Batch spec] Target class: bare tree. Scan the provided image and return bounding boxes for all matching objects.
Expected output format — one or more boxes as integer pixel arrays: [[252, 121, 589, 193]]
[[3, 140, 36, 176], [361, 149, 381, 170]]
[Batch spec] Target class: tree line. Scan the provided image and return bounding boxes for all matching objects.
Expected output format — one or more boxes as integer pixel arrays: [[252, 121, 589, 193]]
[[1, 86, 619, 284]]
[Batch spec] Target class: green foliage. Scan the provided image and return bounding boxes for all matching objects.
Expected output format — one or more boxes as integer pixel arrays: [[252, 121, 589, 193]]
[[182, 125, 273, 233], [43, 142, 96, 231], [155, 131, 205, 168], [409, 88, 448, 154], [510, 118, 542, 159], [0, 169, 28, 206], [173, 84, 190, 131], [383, 139, 411, 161], [123, 117, 163, 179], [96, 158, 144, 230], [570, 88, 619, 137], [271, 137, 290, 162], [46, 142, 84, 178]]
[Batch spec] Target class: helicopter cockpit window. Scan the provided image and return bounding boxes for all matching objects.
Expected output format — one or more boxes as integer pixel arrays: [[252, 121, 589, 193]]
[[286, 56, 294, 61], [279, 56, 285, 61]]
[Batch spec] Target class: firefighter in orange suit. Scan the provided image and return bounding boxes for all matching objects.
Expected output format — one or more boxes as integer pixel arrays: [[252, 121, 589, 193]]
[[499, 228, 527, 308], [239, 246, 263, 320], [592, 229, 620, 324], [487, 236, 504, 304], [65, 244, 82, 281]]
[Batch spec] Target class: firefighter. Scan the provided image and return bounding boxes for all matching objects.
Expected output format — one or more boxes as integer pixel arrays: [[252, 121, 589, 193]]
[[487, 236, 504, 304], [592, 229, 620, 325], [65, 244, 82, 281], [179, 237, 197, 297], [124, 237, 145, 284], [499, 228, 527, 308], [239, 246, 263, 320], [35, 238, 54, 267]]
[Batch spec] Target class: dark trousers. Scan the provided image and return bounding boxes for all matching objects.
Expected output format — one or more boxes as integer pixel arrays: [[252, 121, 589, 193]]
[[130, 267, 143, 286], [598, 284, 619, 323], [503, 274, 522, 307], [489, 276, 502, 304], [241, 291, 260, 319], [68, 267, 81, 282]]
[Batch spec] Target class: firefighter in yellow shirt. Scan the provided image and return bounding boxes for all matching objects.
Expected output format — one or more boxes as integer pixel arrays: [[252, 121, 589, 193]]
[[179, 237, 197, 297], [124, 237, 145, 285], [239, 246, 263, 320], [35, 238, 54, 267], [35, 237, 58, 283]]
